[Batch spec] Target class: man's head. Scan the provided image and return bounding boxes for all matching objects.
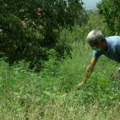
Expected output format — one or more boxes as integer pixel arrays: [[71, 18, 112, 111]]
[[87, 30, 106, 51]]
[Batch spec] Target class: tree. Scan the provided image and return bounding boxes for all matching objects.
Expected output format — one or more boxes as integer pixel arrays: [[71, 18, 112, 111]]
[[97, 0, 120, 34], [0, 0, 87, 70]]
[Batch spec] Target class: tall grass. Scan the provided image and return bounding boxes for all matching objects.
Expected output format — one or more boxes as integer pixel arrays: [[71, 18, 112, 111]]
[[0, 45, 120, 120], [0, 11, 120, 120]]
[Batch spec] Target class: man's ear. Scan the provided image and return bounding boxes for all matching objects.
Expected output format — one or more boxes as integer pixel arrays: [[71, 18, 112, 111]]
[[98, 40, 105, 48], [98, 40, 103, 45], [98, 40, 102, 43], [97, 40, 103, 48]]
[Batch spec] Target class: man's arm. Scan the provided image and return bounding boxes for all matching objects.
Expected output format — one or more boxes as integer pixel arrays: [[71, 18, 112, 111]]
[[76, 57, 97, 89], [84, 57, 97, 82]]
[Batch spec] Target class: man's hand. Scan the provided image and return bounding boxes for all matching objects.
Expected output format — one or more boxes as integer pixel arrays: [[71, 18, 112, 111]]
[[75, 80, 85, 90], [75, 57, 97, 90], [75, 68, 92, 90]]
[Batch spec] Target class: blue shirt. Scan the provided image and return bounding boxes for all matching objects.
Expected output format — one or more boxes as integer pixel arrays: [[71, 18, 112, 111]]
[[93, 36, 120, 62]]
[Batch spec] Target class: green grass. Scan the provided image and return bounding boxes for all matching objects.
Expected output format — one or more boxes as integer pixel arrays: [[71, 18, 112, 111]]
[[1, 12, 120, 119], [0, 45, 120, 120]]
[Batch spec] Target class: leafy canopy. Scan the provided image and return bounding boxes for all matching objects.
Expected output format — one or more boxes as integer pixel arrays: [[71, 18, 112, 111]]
[[97, 0, 120, 34], [0, 0, 87, 70]]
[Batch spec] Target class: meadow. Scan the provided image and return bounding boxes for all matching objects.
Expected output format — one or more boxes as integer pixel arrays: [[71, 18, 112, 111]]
[[0, 11, 120, 120]]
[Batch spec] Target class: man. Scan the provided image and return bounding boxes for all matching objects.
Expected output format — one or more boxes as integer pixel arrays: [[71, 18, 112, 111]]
[[76, 29, 120, 88]]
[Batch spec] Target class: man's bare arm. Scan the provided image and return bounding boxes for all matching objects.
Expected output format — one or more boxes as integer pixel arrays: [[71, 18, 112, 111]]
[[83, 57, 97, 82], [76, 57, 97, 89]]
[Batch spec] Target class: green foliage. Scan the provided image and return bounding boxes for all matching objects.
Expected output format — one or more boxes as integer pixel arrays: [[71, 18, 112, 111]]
[[97, 0, 120, 34], [0, 0, 87, 70], [1, 10, 120, 120], [0, 53, 120, 119]]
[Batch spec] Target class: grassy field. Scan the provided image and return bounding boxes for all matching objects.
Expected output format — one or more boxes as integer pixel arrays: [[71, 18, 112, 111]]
[[0, 12, 120, 120], [0, 40, 120, 120]]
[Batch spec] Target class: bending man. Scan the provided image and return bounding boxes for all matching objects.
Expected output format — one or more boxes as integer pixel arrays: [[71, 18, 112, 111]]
[[77, 30, 120, 88]]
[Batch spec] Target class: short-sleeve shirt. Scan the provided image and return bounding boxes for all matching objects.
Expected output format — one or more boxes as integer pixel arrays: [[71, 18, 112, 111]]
[[93, 36, 120, 62]]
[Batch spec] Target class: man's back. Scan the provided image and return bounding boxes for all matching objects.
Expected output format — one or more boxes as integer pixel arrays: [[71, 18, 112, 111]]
[[93, 36, 120, 62]]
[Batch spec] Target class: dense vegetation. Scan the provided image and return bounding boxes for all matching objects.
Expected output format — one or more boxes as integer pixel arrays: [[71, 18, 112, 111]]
[[0, 0, 120, 120], [0, 0, 87, 71], [97, 0, 120, 34]]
